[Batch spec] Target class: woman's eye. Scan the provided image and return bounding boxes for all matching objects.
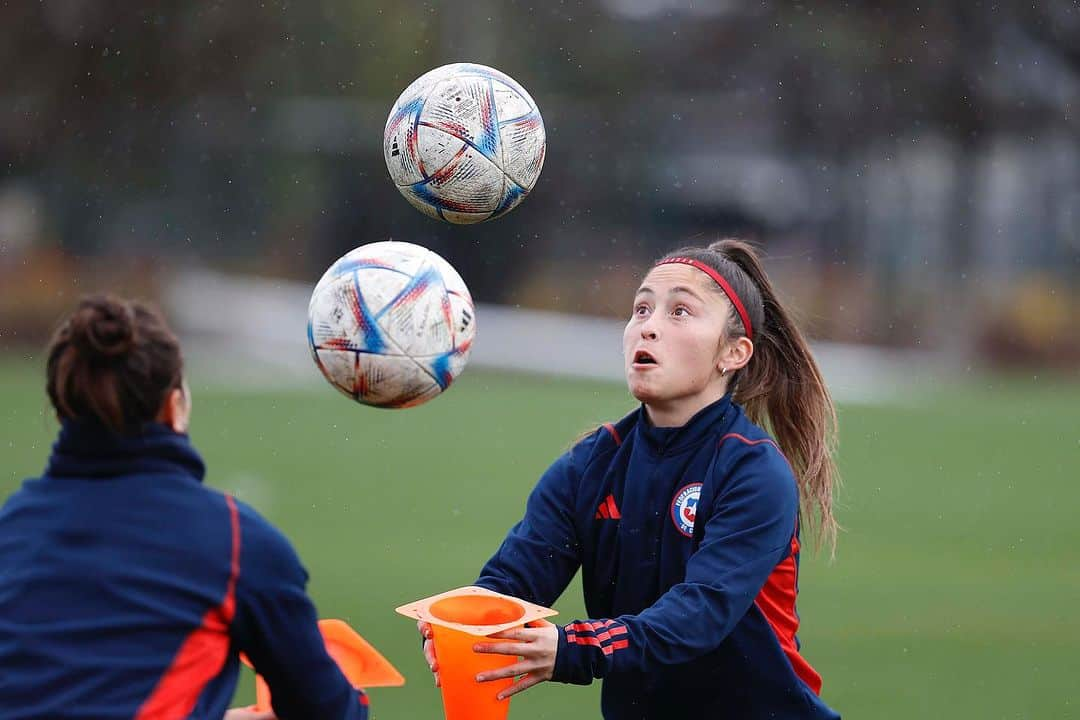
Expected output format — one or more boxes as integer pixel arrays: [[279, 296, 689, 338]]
[[634, 304, 649, 316], [672, 306, 690, 317]]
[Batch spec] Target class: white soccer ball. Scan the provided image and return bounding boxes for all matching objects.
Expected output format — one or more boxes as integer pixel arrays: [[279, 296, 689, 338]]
[[307, 241, 476, 408], [383, 62, 546, 224]]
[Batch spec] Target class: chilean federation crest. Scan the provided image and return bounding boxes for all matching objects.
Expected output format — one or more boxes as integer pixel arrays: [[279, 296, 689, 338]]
[[670, 482, 702, 537]]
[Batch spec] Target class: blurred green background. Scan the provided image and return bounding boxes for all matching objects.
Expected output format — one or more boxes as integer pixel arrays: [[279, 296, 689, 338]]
[[3, 359, 1076, 719], [3, 2, 1079, 717]]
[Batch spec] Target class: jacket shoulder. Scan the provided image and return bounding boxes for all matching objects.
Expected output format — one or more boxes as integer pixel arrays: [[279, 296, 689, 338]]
[[567, 409, 637, 472], [716, 409, 786, 460], [228, 496, 307, 587], [231, 497, 294, 553], [713, 420, 798, 498]]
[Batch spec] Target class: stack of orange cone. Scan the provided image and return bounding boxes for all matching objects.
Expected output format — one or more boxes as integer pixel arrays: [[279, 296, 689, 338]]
[[396, 586, 557, 720]]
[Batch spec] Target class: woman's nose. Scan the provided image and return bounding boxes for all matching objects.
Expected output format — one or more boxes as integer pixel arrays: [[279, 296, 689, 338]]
[[640, 322, 658, 341]]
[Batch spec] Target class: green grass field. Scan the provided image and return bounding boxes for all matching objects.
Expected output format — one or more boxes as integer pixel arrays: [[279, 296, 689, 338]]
[[2, 358, 1077, 719]]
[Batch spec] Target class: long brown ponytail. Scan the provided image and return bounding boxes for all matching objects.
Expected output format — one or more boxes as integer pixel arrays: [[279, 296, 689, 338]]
[[46, 295, 184, 435], [659, 239, 840, 554]]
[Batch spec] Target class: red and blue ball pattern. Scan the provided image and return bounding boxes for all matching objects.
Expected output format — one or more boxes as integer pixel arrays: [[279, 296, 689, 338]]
[[384, 63, 546, 224], [307, 241, 475, 408]]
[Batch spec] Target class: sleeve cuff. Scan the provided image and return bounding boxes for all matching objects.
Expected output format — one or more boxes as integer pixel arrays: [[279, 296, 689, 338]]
[[551, 624, 593, 686]]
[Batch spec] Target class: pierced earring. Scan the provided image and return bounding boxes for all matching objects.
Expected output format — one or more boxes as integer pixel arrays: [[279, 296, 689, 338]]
[[721, 367, 728, 376]]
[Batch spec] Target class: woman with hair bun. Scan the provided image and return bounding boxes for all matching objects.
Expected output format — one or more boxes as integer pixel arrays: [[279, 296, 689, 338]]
[[0, 295, 370, 720]]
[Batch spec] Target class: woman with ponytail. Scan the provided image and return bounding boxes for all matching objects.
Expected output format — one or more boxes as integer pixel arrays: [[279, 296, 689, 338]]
[[419, 239, 841, 719], [0, 295, 371, 720]]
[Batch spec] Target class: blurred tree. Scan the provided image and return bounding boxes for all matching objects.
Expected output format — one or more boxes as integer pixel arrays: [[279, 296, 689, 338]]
[[1, 0, 1076, 361]]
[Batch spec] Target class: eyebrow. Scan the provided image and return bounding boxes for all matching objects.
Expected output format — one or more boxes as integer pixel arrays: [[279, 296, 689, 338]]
[[668, 285, 705, 302], [634, 285, 706, 303]]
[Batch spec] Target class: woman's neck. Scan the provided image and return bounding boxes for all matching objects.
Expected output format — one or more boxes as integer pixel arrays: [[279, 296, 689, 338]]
[[644, 384, 729, 427]]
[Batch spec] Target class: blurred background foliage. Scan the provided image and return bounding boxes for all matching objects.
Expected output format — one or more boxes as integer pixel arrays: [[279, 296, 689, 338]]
[[1, 0, 1077, 365]]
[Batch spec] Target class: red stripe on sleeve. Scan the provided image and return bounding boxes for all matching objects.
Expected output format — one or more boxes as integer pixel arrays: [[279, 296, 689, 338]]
[[719, 432, 780, 453], [753, 535, 823, 695], [566, 620, 630, 656], [719, 433, 796, 476], [565, 633, 601, 647], [602, 423, 622, 446], [135, 495, 242, 719]]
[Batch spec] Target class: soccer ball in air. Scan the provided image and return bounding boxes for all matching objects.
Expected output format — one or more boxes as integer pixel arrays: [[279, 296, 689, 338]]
[[307, 241, 476, 408], [383, 62, 546, 224]]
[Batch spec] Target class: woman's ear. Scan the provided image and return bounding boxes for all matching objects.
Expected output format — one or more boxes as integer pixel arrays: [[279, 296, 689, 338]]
[[157, 383, 191, 433], [719, 337, 754, 374]]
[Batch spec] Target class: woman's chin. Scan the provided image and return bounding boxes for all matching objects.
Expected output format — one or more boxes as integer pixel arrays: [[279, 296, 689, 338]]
[[627, 380, 661, 404]]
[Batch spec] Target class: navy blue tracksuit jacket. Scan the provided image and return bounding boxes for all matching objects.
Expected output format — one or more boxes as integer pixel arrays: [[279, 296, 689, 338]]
[[0, 420, 368, 720], [478, 394, 841, 719]]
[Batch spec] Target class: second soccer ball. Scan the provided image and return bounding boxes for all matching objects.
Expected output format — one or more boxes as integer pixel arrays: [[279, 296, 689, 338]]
[[307, 241, 476, 408]]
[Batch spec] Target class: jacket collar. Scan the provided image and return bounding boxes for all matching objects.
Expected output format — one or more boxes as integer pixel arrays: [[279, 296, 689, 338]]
[[634, 393, 736, 456], [44, 418, 206, 483]]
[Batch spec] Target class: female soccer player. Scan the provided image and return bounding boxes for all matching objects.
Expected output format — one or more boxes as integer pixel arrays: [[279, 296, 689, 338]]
[[0, 295, 369, 720], [421, 239, 841, 718]]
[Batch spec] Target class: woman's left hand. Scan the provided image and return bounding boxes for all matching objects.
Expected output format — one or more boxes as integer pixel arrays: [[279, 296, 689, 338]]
[[473, 619, 558, 700]]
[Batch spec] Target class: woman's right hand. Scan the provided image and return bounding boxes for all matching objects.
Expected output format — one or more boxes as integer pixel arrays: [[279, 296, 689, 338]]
[[418, 620, 440, 687]]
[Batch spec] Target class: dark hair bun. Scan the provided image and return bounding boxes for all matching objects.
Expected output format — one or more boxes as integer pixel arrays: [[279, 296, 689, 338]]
[[68, 296, 136, 359]]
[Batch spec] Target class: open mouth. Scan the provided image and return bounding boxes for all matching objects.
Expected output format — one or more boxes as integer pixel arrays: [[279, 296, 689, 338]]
[[633, 350, 658, 365]]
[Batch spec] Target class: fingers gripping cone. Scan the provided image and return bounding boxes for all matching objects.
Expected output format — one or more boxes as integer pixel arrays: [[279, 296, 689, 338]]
[[241, 619, 404, 712], [396, 586, 557, 720]]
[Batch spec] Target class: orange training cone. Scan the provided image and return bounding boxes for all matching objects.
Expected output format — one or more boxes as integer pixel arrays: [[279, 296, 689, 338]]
[[396, 586, 557, 720], [240, 618, 404, 712]]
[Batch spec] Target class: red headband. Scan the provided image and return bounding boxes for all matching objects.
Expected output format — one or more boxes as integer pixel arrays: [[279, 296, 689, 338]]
[[655, 257, 754, 340]]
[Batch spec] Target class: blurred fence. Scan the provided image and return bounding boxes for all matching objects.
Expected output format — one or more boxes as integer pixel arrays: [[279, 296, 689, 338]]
[[161, 267, 937, 404]]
